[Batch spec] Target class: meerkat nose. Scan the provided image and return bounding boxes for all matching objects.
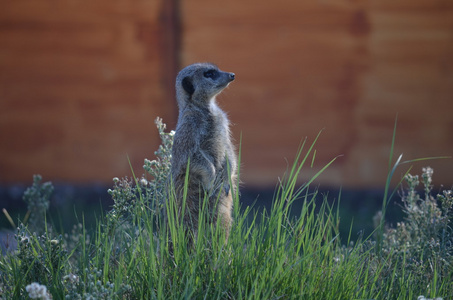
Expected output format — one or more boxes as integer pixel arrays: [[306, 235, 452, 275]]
[[229, 73, 235, 81]]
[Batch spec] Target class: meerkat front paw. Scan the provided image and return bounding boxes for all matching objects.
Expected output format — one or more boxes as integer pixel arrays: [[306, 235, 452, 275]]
[[199, 163, 216, 192]]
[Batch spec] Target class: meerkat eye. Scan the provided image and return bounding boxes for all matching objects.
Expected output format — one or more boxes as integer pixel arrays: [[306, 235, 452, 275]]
[[203, 69, 218, 79]]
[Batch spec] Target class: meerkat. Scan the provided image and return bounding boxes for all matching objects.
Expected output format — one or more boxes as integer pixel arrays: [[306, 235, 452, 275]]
[[170, 62, 237, 240]]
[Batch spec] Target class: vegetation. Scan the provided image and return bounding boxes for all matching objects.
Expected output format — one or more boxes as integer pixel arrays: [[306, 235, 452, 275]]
[[0, 118, 452, 299]]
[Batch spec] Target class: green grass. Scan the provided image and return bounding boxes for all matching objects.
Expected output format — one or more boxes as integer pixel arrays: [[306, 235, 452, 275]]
[[1, 121, 452, 299]]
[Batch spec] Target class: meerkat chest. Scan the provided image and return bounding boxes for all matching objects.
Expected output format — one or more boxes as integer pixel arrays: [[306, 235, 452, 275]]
[[200, 104, 229, 165]]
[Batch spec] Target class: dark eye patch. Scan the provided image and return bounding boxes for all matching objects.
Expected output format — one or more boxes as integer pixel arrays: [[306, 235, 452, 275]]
[[203, 69, 219, 79], [182, 76, 195, 95]]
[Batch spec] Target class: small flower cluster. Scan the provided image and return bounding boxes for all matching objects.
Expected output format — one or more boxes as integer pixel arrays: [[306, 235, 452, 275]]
[[107, 177, 136, 219], [62, 273, 82, 300], [62, 268, 131, 300], [418, 296, 443, 300], [143, 117, 175, 205], [25, 282, 52, 300], [22, 175, 54, 234]]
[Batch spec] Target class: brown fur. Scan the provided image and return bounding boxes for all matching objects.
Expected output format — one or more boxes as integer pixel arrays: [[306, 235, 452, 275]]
[[170, 63, 237, 240]]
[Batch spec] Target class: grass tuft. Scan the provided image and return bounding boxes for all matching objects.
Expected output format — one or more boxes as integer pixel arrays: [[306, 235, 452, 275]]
[[0, 117, 451, 299]]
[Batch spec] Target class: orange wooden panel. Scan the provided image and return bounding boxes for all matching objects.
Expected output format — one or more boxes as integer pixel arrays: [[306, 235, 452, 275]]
[[180, 0, 453, 188], [0, 0, 178, 183]]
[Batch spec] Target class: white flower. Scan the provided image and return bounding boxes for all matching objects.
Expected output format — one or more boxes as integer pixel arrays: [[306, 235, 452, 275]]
[[418, 296, 443, 300], [140, 178, 148, 187], [25, 282, 51, 299], [63, 273, 79, 284], [422, 167, 433, 176]]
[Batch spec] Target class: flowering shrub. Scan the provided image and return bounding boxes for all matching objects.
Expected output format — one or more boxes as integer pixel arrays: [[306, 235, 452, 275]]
[[143, 117, 175, 206], [368, 167, 452, 297]]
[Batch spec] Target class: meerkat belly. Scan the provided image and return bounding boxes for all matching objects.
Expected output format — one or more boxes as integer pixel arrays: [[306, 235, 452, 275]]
[[200, 111, 228, 170]]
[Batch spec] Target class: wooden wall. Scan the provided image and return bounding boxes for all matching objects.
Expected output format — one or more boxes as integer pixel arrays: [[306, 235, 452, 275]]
[[0, 1, 178, 183], [181, 0, 453, 188], [1, 0, 452, 188]]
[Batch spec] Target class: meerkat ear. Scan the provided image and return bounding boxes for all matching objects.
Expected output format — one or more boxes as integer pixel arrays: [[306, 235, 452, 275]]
[[182, 76, 195, 95]]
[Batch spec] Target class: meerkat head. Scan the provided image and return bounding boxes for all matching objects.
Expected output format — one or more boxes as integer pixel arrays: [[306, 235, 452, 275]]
[[175, 63, 235, 109]]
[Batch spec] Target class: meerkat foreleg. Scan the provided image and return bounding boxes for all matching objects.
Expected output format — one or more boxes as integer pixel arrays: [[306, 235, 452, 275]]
[[189, 150, 216, 192]]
